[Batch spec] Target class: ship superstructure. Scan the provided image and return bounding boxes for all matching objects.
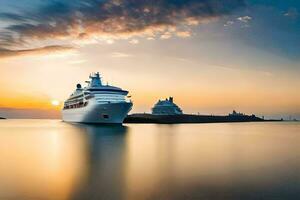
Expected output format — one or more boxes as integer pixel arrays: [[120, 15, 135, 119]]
[[62, 72, 132, 123], [152, 97, 183, 115]]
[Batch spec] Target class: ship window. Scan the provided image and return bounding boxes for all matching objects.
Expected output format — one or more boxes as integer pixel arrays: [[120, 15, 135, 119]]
[[102, 114, 109, 119]]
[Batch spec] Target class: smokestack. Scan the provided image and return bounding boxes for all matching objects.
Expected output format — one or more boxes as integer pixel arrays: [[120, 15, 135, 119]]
[[169, 97, 173, 103]]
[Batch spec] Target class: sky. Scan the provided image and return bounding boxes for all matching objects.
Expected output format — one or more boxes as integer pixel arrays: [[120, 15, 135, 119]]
[[0, 0, 299, 119]]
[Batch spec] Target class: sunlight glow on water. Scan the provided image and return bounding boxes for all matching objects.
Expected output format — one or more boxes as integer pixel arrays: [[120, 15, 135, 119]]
[[0, 120, 300, 200]]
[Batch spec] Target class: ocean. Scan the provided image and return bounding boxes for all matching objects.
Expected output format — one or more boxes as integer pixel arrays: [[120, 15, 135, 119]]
[[0, 120, 299, 200]]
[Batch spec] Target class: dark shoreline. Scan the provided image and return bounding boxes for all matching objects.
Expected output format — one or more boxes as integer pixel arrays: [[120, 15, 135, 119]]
[[124, 113, 282, 124]]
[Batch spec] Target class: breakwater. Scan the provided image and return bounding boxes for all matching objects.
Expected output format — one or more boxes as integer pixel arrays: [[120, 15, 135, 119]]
[[124, 113, 278, 124]]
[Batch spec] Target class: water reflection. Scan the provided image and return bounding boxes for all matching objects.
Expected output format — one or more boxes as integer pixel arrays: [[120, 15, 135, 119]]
[[0, 120, 87, 200], [71, 124, 128, 200], [0, 120, 129, 200], [0, 121, 300, 200], [124, 124, 300, 200]]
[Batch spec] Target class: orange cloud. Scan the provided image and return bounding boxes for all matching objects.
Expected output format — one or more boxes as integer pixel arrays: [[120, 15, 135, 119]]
[[0, 0, 245, 50], [0, 45, 74, 59]]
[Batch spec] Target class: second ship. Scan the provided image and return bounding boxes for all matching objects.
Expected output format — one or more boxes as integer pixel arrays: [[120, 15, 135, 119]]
[[62, 72, 132, 124]]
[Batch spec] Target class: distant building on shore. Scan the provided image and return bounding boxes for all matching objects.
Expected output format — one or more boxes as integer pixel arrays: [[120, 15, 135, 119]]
[[152, 97, 183, 115]]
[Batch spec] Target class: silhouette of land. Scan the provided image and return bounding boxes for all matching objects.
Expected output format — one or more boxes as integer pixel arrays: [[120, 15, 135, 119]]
[[0, 117, 5, 119], [124, 113, 282, 124]]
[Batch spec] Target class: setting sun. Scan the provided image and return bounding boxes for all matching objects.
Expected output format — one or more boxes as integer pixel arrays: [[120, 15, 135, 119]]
[[51, 100, 60, 106]]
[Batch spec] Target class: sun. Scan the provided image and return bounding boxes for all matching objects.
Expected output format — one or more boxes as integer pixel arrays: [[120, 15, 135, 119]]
[[51, 100, 60, 106]]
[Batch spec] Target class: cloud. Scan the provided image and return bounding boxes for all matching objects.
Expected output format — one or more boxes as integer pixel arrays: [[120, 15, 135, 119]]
[[0, 45, 74, 59], [224, 20, 234, 27], [176, 31, 192, 38], [0, 0, 245, 50], [110, 52, 133, 58], [237, 16, 252, 23], [284, 8, 298, 18], [160, 32, 172, 39], [0, 13, 28, 22], [129, 39, 139, 44]]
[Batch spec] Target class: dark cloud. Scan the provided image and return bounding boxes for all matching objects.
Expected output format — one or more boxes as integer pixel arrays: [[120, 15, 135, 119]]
[[0, 0, 245, 50], [0, 45, 74, 58], [0, 13, 28, 22]]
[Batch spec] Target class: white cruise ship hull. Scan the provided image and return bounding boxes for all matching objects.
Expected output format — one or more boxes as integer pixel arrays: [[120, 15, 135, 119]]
[[62, 101, 132, 124]]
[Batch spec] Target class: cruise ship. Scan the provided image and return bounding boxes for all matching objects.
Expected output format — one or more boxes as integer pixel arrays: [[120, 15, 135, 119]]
[[62, 72, 132, 124], [152, 97, 183, 115]]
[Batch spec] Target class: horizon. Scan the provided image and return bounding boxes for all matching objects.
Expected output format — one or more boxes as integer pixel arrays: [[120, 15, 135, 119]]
[[0, 0, 299, 120]]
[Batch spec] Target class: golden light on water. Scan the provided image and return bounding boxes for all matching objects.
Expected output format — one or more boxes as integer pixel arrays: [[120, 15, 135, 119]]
[[0, 120, 300, 199], [0, 120, 88, 200]]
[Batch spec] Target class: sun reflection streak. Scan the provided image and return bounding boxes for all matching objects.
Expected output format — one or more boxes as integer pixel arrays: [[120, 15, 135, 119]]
[[0, 120, 88, 200]]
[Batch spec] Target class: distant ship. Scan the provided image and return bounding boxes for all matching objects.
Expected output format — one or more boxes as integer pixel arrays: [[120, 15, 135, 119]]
[[124, 97, 269, 124], [62, 72, 132, 124], [152, 97, 183, 115]]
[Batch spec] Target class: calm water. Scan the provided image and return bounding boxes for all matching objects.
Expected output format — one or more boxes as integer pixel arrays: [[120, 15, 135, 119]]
[[0, 120, 300, 200]]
